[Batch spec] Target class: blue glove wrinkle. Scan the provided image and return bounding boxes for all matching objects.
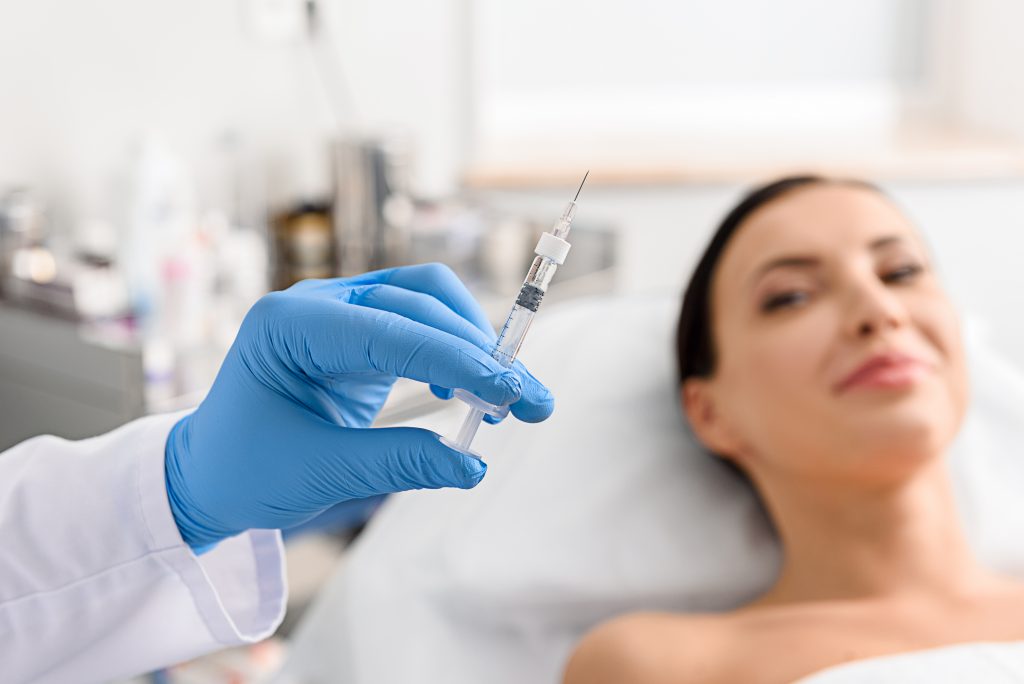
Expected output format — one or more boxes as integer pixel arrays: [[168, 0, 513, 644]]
[[244, 316, 357, 426], [350, 282, 495, 351], [380, 263, 498, 340]]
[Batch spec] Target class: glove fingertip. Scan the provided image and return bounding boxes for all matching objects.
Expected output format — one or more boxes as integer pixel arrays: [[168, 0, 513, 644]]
[[510, 393, 555, 423], [462, 458, 487, 488], [430, 384, 454, 400], [433, 435, 488, 488], [507, 363, 555, 423]]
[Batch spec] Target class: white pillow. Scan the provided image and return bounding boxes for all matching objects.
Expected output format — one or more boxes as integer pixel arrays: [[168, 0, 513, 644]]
[[279, 295, 1024, 684]]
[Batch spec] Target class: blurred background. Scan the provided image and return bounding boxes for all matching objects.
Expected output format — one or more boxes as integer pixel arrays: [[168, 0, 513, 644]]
[[2, 0, 1024, 680]]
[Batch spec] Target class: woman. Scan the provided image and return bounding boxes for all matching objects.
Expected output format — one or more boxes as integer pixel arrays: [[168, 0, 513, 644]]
[[563, 176, 1024, 683]]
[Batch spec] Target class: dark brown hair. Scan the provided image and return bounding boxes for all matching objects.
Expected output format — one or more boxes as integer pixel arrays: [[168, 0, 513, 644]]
[[675, 175, 880, 385]]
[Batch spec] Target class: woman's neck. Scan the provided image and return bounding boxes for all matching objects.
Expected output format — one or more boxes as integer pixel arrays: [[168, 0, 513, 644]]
[[752, 458, 995, 605]]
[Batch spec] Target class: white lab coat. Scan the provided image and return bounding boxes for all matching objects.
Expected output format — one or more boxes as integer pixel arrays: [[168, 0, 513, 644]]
[[0, 412, 287, 684]]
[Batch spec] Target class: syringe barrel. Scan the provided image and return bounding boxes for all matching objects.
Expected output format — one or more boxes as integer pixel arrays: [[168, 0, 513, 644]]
[[492, 304, 534, 367], [491, 254, 559, 367]]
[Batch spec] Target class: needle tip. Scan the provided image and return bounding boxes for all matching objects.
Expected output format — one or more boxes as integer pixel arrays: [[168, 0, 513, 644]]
[[573, 171, 590, 202]]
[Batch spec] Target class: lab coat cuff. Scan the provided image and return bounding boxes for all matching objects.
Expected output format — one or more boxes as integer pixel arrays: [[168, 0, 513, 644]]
[[137, 411, 287, 645]]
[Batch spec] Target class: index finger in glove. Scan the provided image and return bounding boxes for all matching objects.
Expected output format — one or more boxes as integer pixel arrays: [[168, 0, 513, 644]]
[[270, 296, 523, 407], [346, 263, 496, 342]]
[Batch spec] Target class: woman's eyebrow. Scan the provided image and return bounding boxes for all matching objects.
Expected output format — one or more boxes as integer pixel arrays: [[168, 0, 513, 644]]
[[869, 235, 905, 250], [748, 255, 820, 287], [748, 235, 908, 286]]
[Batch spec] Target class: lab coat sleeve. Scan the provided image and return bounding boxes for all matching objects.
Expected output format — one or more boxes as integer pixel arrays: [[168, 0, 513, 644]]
[[0, 411, 287, 684]]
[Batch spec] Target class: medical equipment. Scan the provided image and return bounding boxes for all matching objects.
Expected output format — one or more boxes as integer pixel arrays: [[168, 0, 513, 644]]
[[446, 173, 588, 454]]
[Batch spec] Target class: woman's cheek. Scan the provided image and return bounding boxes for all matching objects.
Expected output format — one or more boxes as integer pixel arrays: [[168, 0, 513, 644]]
[[917, 299, 968, 393], [755, 317, 828, 382]]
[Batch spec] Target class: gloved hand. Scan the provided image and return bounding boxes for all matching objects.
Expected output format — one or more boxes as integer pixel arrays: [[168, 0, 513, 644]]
[[164, 263, 554, 550]]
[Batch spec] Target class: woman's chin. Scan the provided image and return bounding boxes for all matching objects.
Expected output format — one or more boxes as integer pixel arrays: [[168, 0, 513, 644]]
[[839, 404, 959, 471]]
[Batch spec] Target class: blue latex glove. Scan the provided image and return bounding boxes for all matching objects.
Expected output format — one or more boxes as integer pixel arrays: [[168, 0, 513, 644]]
[[165, 263, 554, 550]]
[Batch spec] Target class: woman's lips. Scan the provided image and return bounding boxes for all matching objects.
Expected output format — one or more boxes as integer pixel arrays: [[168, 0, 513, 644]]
[[836, 353, 931, 393]]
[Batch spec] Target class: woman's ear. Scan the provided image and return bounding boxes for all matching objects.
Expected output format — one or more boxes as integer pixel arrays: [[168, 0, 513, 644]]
[[681, 379, 744, 460]]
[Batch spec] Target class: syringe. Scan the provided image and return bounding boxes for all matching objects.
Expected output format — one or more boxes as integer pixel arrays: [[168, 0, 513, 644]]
[[445, 172, 588, 455]]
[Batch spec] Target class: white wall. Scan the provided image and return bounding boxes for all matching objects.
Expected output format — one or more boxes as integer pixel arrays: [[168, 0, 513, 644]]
[[952, 0, 1024, 139], [476, 0, 920, 88], [469, 0, 929, 166]]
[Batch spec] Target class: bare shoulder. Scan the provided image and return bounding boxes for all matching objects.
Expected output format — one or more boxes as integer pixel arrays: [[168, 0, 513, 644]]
[[562, 611, 742, 684]]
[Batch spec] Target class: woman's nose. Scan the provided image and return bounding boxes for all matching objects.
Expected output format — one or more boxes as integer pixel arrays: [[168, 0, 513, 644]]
[[845, 279, 907, 340]]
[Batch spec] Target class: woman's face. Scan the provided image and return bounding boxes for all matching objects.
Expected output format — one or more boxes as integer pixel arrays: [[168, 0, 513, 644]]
[[684, 184, 969, 487]]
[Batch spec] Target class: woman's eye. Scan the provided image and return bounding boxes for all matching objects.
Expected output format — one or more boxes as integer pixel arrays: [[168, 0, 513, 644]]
[[761, 291, 808, 312], [882, 263, 924, 283]]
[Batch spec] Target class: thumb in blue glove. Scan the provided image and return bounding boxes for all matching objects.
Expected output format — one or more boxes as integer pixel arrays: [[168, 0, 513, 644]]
[[165, 263, 555, 550]]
